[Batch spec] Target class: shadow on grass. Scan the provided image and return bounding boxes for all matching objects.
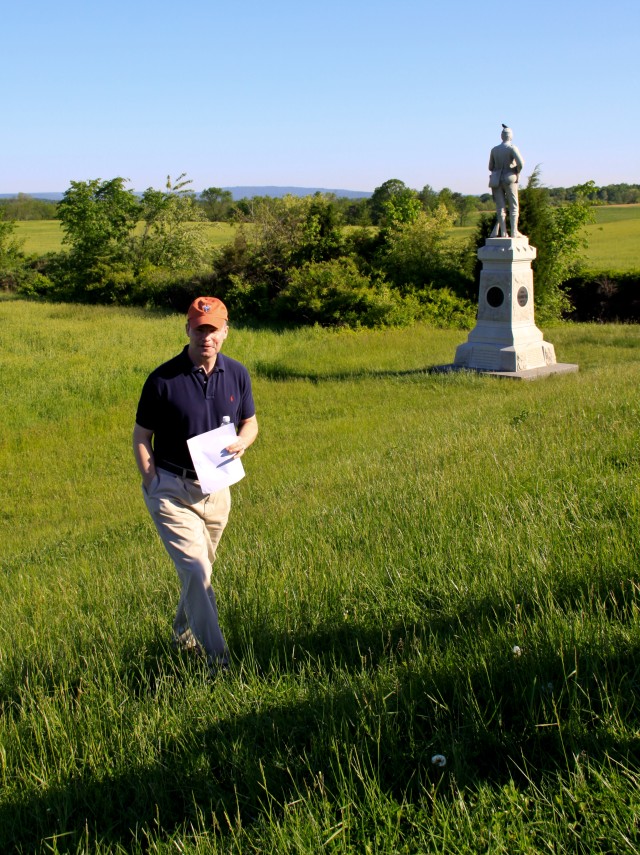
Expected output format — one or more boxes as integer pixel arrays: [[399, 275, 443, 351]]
[[2, 570, 640, 852], [253, 360, 467, 383]]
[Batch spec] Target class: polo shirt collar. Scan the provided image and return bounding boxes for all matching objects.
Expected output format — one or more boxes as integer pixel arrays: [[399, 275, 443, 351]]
[[181, 345, 226, 374]]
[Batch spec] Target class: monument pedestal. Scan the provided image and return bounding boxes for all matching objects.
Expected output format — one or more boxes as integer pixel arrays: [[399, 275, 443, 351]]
[[453, 237, 578, 379]]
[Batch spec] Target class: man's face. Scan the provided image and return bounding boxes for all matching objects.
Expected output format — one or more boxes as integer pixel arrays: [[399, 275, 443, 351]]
[[187, 321, 228, 362]]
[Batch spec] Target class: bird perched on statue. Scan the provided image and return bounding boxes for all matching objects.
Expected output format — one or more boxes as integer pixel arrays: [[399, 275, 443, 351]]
[[502, 123, 508, 129]]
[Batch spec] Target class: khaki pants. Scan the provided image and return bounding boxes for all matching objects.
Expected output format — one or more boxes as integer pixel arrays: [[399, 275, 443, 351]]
[[143, 468, 231, 664]]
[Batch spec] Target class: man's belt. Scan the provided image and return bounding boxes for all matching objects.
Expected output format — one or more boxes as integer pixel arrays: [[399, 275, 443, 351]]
[[158, 461, 198, 480]]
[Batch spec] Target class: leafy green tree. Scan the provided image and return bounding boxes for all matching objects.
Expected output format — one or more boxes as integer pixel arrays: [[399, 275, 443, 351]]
[[369, 179, 411, 225], [451, 193, 477, 226], [335, 197, 372, 226], [418, 184, 439, 212], [380, 189, 422, 229], [210, 194, 349, 322], [217, 193, 343, 298], [378, 204, 462, 293], [436, 187, 456, 218], [57, 178, 139, 273], [137, 174, 209, 271], [294, 194, 344, 264], [466, 213, 495, 298], [0, 213, 27, 288], [519, 168, 595, 320], [200, 187, 234, 221], [44, 174, 212, 303]]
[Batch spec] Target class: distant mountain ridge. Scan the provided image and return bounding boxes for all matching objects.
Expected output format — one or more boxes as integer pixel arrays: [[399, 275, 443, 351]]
[[0, 192, 64, 201], [0, 186, 372, 201], [221, 186, 371, 200]]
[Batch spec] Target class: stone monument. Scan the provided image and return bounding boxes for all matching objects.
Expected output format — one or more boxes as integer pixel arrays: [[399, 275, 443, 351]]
[[451, 126, 578, 379], [488, 124, 524, 238]]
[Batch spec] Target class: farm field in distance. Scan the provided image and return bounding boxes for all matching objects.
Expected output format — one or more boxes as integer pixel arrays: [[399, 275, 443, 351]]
[[0, 298, 639, 852], [450, 205, 640, 271], [12, 220, 237, 255], [12, 204, 640, 271]]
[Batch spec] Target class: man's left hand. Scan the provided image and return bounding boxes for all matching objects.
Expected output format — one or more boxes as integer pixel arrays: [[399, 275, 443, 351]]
[[225, 440, 246, 459]]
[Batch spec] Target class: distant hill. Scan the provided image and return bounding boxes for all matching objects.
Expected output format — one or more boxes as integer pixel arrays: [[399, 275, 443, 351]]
[[0, 192, 62, 201], [0, 187, 372, 202], [220, 186, 372, 200]]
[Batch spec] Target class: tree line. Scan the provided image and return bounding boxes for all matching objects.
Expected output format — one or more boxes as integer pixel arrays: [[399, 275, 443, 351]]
[[3, 181, 638, 224], [0, 183, 490, 226], [549, 183, 640, 205], [0, 194, 59, 220], [0, 171, 626, 327]]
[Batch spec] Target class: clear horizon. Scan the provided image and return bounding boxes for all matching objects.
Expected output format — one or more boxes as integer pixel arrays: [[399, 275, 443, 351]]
[[3, 0, 639, 196]]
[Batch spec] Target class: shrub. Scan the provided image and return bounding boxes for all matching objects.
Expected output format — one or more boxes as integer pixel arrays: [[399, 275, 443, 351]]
[[208, 195, 350, 324], [15, 253, 76, 301], [130, 266, 212, 312], [136, 175, 209, 272], [276, 258, 419, 328], [519, 169, 595, 322], [0, 216, 28, 290], [376, 206, 472, 297], [564, 269, 640, 322], [412, 285, 476, 329], [12, 271, 56, 298], [224, 273, 275, 324]]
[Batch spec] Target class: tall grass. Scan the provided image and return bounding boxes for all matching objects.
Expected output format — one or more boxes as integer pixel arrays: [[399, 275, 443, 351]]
[[1, 298, 639, 852]]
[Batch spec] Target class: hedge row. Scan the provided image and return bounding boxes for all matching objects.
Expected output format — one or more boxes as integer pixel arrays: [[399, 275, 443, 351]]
[[564, 270, 640, 322]]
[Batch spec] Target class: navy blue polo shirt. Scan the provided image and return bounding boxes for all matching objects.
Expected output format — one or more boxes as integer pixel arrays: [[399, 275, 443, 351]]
[[136, 346, 256, 470]]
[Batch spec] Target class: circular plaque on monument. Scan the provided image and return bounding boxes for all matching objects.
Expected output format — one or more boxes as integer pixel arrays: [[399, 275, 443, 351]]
[[486, 286, 504, 308], [517, 286, 529, 307]]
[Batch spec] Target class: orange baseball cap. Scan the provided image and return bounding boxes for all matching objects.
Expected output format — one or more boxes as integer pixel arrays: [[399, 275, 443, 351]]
[[187, 296, 228, 328]]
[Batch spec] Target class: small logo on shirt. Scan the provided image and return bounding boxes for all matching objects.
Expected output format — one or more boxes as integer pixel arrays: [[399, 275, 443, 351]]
[[230, 395, 235, 402]]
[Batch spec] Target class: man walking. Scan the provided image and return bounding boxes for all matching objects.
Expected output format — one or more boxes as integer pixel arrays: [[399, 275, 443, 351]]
[[133, 297, 258, 675]]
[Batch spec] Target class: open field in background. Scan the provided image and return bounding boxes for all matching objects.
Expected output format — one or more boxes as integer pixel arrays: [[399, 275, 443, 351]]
[[583, 207, 640, 270], [13, 220, 237, 255], [13, 219, 65, 253], [0, 298, 639, 852], [12, 204, 640, 272], [450, 205, 640, 271]]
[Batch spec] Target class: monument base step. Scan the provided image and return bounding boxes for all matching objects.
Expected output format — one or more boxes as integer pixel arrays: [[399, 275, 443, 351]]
[[432, 363, 579, 381]]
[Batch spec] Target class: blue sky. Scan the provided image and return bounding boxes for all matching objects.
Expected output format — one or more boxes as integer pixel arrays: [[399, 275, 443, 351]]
[[3, 0, 638, 195]]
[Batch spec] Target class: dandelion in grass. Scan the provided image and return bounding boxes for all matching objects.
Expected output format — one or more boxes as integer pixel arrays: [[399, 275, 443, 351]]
[[512, 645, 522, 657]]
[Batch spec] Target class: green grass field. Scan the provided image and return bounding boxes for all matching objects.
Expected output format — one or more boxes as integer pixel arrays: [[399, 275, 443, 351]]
[[452, 205, 640, 272], [583, 206, 640, 270], [13, 219, 66, 253], [13, 205, 640, 273], [13, 220, 238, 255], [1, 298, 639, 852]]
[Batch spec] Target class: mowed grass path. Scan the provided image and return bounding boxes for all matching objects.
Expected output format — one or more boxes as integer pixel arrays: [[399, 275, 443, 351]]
[[13, 204, 640, 271], [0, 298, 639, 852]]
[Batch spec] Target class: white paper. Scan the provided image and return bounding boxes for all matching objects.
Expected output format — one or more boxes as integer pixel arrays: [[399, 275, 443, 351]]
[[186, 423, 245, 493]]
